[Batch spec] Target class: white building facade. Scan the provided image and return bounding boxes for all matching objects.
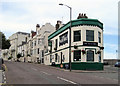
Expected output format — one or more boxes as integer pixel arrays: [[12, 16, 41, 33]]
[[45, 18, 104, 70], [9, 32, 30, 61], [30, 23, 55, 63]]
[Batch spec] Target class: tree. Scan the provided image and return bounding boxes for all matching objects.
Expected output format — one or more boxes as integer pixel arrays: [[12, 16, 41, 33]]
[[0, 32, 11, 49]]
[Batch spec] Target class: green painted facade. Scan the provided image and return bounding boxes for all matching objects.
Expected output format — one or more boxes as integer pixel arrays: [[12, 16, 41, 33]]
[[54, 62, 103, 70], [48, 18, 103, 40]]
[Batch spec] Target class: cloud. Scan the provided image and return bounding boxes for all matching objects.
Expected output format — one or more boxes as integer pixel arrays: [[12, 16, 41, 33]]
[[0, 0, 119, 37], [0, 0, 119, 60]]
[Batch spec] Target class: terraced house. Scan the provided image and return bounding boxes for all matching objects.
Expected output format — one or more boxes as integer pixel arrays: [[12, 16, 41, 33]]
[[3, 23, 55, 63], [45, 14, 104, 70]]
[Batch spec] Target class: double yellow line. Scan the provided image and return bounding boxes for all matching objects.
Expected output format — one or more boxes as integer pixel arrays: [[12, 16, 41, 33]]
[[0, 83, 6, 85], [3, 64, 8, 72]]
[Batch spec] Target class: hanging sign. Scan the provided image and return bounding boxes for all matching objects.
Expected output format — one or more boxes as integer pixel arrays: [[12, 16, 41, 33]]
[[59, 32, 68, 46]]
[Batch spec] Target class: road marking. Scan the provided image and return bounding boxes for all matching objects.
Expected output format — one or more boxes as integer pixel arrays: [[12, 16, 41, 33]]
[[3, 64, 8, 71], [57, 77, 77, 84], [31, 68, 37, 71], [41, 71, 52, 75], [2, 72, 7, 84], [0, 83, 6, 85]]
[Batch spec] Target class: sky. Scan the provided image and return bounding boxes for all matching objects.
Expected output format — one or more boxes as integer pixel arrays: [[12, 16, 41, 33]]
[[0, 0, 119, 59]]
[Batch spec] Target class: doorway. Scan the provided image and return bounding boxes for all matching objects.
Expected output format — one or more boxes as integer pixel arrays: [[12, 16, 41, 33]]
[[87, 50, 94, 61]]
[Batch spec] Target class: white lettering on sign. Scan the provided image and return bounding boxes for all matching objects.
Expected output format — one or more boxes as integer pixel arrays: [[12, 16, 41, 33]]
[[59, 32, 68, 46]]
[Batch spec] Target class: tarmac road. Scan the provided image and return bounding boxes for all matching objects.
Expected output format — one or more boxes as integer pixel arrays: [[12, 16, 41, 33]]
[[4, 61, 118, 85]]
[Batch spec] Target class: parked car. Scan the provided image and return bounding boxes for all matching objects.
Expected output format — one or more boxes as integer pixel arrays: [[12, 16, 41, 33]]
[[103, 61, 109, 65], [114, 62, 120, 67]]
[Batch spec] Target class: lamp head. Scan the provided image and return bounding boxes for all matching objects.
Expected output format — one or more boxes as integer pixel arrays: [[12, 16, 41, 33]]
[[59, 3, 63, 6]]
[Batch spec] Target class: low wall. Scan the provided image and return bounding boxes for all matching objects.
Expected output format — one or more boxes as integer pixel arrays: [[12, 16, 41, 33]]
[[104, 59, 120, 65]]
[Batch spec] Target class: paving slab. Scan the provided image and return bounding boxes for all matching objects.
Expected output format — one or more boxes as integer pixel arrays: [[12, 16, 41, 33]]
[[0, 70, 3, 83]]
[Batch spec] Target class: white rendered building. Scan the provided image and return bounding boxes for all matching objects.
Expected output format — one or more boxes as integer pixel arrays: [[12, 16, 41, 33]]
[[45, 17, 104, 70], [9, 32, 29, 61]]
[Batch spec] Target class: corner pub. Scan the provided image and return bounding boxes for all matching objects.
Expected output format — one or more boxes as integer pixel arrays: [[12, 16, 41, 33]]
[[44, 14, 104, 70]]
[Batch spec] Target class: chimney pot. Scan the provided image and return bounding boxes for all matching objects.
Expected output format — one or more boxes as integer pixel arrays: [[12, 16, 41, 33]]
[[36, 24, 40, 28]]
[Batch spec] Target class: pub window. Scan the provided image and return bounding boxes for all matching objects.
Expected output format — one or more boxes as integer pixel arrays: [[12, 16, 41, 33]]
[[74, 30, 81, 42], [54, 39, 58, 50], [99, 52, 101, 62], [98, 32, 101, 43], [55, 54, 57, 62], [73, 50, 81, 61], [87, 51, 94, 61], [86, 30, 94, 41]]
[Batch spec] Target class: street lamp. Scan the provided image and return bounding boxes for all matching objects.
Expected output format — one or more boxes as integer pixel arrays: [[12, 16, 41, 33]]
[[59, 3, 72, 71]]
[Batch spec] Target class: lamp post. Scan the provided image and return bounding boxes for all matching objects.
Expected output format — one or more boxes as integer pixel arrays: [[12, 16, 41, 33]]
[[59, 3, 72, 71]]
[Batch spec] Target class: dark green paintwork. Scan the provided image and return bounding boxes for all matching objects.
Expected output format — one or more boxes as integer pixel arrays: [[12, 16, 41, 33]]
[[53, 62, 103, 70]]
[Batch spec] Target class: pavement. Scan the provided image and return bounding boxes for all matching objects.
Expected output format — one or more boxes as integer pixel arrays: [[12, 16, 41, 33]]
[[0, 70, 6, 85], [0, 70, 2, 83], [3, 61, 118, 85], [47, 64, 119, 73]]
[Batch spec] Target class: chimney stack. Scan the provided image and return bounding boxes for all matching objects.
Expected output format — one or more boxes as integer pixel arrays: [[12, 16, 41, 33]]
[[55, 20, 62, 30], [36, 24, 40, 28], [36, 24, 40, 35], [31, 30, 36, 38], [77, 13, 88, 19]]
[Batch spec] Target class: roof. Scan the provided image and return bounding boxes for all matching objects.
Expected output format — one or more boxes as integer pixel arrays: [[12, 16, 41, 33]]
[[17, 32, 30, 35], [48, 18, 103, 40]]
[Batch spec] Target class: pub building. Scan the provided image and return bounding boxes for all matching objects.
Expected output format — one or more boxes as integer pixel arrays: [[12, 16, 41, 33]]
[[44, 14, 104, 70]]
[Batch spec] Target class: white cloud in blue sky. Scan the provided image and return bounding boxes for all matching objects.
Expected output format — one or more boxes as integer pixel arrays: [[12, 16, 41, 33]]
[[0, 0, 119, 59]]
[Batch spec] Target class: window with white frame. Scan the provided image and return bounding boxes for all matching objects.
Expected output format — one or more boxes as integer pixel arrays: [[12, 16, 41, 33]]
[[86, 30, 94, 41], [73, 50, 81, 61], [74, 30, 81, 42], [98, 32, 101, 43], [99, 52, 101, 62], [87, 50, 94, 61]]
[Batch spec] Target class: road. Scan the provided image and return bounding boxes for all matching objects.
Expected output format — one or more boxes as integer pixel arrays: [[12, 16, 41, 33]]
[[4, 61, 118, 84]]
